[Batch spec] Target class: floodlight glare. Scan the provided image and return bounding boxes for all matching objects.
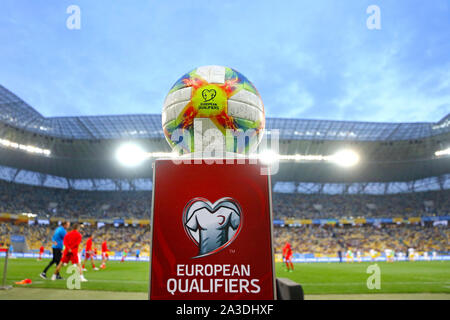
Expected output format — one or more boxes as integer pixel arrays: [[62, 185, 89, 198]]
[[331, 149, 360, 167], [435, 148, 450, 157], [258, 150, 279, 165], [116, 143, 147, 167]]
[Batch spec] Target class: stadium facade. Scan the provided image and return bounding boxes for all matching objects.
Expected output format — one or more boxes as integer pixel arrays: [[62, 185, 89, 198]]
[[0, 84, 449, 194]]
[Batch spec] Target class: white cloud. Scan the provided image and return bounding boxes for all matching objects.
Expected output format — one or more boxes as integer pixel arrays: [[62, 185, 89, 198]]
[[272, 82, 315, 118], [331, 41, 450, 122]]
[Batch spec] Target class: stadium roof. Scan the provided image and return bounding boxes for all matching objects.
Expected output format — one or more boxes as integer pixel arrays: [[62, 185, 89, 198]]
[[0, 84, 449, 184], [1, 85, 449, 141]]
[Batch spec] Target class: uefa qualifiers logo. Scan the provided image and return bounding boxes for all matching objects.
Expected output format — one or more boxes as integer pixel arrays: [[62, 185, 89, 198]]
[[183, 197, 242, 259], [201, 88, 216, 102]]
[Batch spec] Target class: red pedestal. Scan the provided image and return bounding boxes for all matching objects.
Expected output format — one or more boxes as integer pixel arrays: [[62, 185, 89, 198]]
[[149, 159, 276, 300]]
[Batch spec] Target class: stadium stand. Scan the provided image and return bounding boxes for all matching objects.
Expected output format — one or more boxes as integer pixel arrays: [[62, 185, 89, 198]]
[[0, 180, 448, 219], [0, 180, 150, 219], [0, 85, 449, 259], [272, 190, 450, 219], [0, 179, 448, 257], [1, 219, 448, 258], [0, 222, 150, 256], [273, 224, 449, 257]]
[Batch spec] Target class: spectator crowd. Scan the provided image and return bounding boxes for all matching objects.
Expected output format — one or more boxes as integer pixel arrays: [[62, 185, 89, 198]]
[[272, 191, 450, 220], [0, 222, 149, 256], [273, 224, 449, 256], [0, 180, 448, 256]]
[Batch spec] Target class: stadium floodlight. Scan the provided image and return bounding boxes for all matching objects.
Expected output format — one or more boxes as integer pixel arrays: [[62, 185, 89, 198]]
[[435, 148, 450, 157], [330, 149, 360, 167], [147, 151, 178, 158], [116, 143, 148, 167], [279, 154, 328, 162], [0, 138, 51, 156], [257, 150, 279, 165]]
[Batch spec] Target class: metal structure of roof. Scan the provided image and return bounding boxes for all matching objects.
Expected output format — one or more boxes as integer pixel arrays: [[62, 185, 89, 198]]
[[0, 85, 449, 186], [1, 85, 449, 141]]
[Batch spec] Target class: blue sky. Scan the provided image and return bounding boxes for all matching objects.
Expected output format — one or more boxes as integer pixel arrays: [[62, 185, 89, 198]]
[[0, 0, 449, 122]]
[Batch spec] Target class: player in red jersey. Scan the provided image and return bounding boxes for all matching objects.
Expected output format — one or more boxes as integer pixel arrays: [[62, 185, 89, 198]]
[[52, 223, 87, 282], [100, 238, 108, 269], [82, 234, 99, 271], [38, 245, 45, 261], [120, 249, 128, 263], [282, 242, 294, 272]]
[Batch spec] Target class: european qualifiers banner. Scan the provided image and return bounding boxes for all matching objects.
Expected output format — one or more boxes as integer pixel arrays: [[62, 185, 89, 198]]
[[149, 159, 276, 300]]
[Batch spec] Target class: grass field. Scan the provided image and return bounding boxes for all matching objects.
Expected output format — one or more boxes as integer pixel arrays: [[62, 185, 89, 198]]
[[0, 258, 449, 299]]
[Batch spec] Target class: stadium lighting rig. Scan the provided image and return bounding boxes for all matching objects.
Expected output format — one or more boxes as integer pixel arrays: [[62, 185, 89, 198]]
[[276, 154, 328, 162], [329, 149, 360, 167], [115, 144, 360, 168], [257, 149, 279, 165], [0, 138, 51, 156], [250, 149, 360, 167], [435, 147, 450, 157], [115, 143, 148, 167]]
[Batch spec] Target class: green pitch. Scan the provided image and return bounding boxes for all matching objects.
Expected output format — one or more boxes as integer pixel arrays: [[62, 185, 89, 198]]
[[0, 258, 149, 293], [276, 261, 450, 295], [0, 259, 449, 299]]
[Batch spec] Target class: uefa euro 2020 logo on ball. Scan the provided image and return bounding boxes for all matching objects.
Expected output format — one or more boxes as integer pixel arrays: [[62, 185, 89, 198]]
[[183, 197, 242, 258]]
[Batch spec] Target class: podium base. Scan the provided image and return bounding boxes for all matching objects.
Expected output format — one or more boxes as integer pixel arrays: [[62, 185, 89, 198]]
[[0, 286, 12, 290], [276, 278, 304, 300]]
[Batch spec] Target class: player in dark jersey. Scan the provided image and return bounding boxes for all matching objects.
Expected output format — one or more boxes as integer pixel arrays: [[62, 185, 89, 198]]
[[40, 221, 69, 280]]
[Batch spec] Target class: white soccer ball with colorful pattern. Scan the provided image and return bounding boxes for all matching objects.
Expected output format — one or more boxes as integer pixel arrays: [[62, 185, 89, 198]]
[[162, 65, 265, 154]]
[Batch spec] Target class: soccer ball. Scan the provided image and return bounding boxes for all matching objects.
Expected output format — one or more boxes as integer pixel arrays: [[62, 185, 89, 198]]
[[162, 65, 265, 155]]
